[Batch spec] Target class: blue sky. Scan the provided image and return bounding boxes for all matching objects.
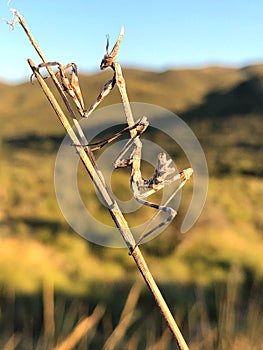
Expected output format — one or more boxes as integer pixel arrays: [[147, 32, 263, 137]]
[[0, 0, 262, 83]]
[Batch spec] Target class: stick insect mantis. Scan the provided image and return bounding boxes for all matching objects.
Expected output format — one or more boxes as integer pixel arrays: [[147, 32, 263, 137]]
[[36, 27, 193, 249]]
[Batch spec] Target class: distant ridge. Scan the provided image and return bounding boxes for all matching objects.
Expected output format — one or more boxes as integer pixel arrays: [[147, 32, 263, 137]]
[[0, 63, 263, 137]]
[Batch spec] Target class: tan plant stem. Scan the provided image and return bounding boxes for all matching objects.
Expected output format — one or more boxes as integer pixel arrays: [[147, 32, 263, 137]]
[[11, 10, 189, 349], [54, 305, 105, 350]]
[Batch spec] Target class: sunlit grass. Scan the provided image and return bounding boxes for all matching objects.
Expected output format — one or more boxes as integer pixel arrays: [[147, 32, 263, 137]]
[[1, 139, 263, 292]]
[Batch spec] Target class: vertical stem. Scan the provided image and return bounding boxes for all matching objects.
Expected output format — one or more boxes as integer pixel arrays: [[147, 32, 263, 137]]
[[10, 10, 190, 348], [43, 280, 55, 347]]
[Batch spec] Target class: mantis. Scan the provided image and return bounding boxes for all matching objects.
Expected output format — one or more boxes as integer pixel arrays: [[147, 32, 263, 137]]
[[36, 27, 193, 248]]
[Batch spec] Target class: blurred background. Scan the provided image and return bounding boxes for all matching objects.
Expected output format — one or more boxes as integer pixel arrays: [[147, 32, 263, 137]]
[[0, 1, 263, 349]]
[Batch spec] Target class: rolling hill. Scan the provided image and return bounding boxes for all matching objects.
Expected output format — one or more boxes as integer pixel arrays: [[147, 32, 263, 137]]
[[1, 63, 263, 349], [0, 63, 263, 292], [1, 63, 263, 139]]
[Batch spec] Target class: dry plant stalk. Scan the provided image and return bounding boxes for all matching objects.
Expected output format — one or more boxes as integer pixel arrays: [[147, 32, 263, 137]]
[[54, 305, 105, 350], [103, 283, 141, 350], [5, 9, 191, 350]]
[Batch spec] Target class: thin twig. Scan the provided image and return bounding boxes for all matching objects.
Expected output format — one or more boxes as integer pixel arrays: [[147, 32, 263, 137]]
[[6, 9, 190, 349]]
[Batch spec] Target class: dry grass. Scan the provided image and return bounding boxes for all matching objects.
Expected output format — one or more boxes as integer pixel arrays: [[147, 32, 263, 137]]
[[1, 277, 262, 350]]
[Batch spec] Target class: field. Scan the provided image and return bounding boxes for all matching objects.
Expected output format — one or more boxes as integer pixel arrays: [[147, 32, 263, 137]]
[[0, 64, 263, 349]]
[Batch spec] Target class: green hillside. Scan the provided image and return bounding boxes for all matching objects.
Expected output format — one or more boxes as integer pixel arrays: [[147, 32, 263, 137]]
[[1, 63, 263, 137], [1, 62, 263, 288], [0, 64, 263, 349]]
